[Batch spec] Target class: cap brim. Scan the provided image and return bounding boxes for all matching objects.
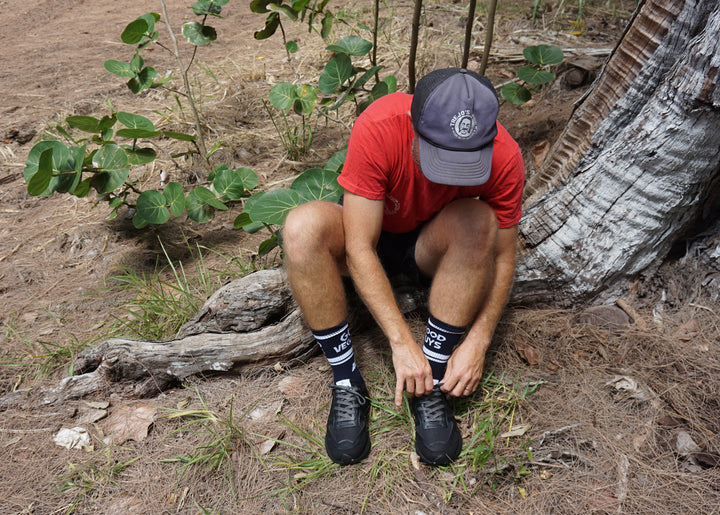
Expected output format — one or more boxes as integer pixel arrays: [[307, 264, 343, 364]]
[[417, 135, 493, 186]]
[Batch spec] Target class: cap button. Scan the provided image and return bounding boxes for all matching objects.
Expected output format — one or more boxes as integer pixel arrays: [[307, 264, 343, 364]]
[[459, 69, 467, 73]]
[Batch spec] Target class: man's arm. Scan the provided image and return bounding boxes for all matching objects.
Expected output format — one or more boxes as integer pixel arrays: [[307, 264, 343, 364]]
[[440, 224, 518, 397], [342, 192, 434, 406]]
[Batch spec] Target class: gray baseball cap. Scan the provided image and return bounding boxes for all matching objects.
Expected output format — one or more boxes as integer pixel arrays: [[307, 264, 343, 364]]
[[411, 68, 499, 186]]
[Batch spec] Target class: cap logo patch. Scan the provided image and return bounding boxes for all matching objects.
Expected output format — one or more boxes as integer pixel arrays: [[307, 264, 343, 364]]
[[450, 110, 477, 140]]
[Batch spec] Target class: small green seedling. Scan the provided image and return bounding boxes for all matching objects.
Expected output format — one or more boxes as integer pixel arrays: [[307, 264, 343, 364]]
[[501, 44, 564, 105]]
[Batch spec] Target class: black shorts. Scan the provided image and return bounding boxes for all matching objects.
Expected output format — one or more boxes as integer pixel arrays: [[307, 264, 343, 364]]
[[339, 195, 431, 288], [376, 226, 431, 288]]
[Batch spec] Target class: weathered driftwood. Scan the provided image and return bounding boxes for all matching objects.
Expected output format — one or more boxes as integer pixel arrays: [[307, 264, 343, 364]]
[[0, 270, 427, 407]]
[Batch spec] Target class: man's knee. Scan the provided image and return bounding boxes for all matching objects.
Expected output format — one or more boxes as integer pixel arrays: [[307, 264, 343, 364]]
[[282, 201, 344, 261], [443, 199, 498, 250]]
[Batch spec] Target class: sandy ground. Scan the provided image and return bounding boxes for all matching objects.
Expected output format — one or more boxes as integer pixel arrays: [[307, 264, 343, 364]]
[[1, 0, 719, 513]]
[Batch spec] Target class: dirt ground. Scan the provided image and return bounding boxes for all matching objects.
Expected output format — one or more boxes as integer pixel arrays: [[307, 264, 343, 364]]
[[1, 0, 719, 513]]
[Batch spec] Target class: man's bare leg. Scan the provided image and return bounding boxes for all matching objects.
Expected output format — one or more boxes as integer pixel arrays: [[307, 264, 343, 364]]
[[282, 200, 349, 330], [406, 198, 499, 465], [283, 200, 371, 465], [415, 198, 498, 327]]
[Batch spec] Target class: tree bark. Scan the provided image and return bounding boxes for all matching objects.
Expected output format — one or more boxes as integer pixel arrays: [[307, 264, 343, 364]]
[[515, 0, 720, 305]]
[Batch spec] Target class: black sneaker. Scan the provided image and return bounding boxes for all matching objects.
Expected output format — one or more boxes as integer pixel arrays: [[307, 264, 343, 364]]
[[325, 382, 371, 465], [411, 385, 462, 466]]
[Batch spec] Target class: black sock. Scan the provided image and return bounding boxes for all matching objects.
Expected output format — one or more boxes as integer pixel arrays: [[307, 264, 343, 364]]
[[312, 321, 364, 387], [423, 314, 466, 384]]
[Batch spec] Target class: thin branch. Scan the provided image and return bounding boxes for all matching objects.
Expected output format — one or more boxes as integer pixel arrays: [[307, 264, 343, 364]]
[[408, 0, 423, 93], [159, 0, 209, 168], [480, 0, 498, 75], [462, 0, 477, 69]]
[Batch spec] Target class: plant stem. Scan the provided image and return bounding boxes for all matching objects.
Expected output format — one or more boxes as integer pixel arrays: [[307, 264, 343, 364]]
[[408, 0, 423, 93], [462, 0, 477, 69], [159, 0, 209, 169], [480, 0, 498, 75]]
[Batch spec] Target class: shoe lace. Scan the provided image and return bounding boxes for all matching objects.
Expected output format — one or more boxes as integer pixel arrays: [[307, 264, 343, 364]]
[[415, 386, 448, 427], [328, 384, 367, 424]]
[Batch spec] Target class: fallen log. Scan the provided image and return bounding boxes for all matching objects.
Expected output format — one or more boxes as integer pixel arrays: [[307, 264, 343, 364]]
[[0, 269, 427, 408]]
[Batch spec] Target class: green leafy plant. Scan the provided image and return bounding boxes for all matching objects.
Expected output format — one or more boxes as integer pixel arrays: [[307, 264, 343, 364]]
[[23, 105, 259, 229], [105, 2, 231, 161], [251, 0, 335, 45], [265, 35, 397, 159], [233, 150, 346, 256], [501, 44, 564, 105]]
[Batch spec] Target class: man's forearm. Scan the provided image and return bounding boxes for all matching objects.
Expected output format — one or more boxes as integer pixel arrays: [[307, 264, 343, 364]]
[[346, 246, 414, 347]]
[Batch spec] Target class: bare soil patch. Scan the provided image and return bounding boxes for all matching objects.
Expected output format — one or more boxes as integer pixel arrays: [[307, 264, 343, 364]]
[[1, 1, 718, 513]]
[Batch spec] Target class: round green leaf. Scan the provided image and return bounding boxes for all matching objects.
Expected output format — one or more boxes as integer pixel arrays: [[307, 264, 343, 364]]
[[93, 168, 130, 194], [92, 144, 129, 171], [121, 18, 149, 45], [194, 185, 227, 210], [104, 60, 137, 78], [128, 66, 158, 94], [290, 168, 342, 203], [286, 40, 298, 54], [182, 22, 217, 46], [58, 145, 86, 194], [124, 147, 157, 165], [117, 112, 155, 131], [320, 11, 334, 39], [185, 188, 215, 223], [233, 212, 253, 230], [246, 188, 301, 225], [318, 53, 353, 94], [516, 66, 555, 85], [326, 36, 372, 56], [137, 190, 170, 224], [65, 116, 100, 133], [501, 83, 532, 105], [213, 167, 247, 200], [269, 82, 295, 113], [130, 52, 144, 73], [383, 75, 398, 93], [293, 84, 317, 115], [236, 166, 258, 191], [164, 182, 186, 217], [98, 115, 117, 131], [73, 177, 93, 198], [27, 148, 54, 196], [191, 0, 227, 16], [132, 211, 149, 229], [24, 141, 70, 181], [351, 66, 383, 90], [523, 44, 564, 66]]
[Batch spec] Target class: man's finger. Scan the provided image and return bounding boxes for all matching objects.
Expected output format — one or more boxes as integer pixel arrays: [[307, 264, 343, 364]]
[[395, 380, 404, 407]]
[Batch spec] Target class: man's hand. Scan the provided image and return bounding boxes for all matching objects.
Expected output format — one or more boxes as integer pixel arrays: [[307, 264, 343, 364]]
[[439, 338, 487, 397], [391, 340, 434, 406]]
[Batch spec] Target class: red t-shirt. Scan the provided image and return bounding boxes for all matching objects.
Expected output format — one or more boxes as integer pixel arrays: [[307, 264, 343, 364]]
[[338, 92, 524, 233]]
